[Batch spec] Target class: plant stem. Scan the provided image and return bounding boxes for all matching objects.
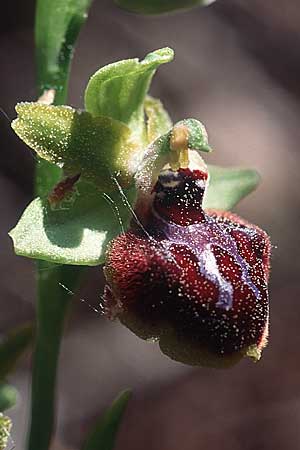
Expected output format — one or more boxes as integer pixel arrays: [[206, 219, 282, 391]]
[[27, 1, 92, 449], [28, 263, 82, 450]]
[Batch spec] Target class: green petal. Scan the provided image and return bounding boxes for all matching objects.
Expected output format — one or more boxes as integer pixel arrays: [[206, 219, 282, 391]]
[[144, 96, 173, 142], [12, 103, 136, 189], [84, 48, 174, 142], [9, 182, 135, 266], [176, 118, 212, 153], [115, 0, 215, 14], [135, 118, 211, 191], [204, 165, 261, 210]]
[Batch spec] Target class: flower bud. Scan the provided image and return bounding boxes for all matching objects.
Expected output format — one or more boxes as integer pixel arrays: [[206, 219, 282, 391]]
[[103, 158, 271, 367]]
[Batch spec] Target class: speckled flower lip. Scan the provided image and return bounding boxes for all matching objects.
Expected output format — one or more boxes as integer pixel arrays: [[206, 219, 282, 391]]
[[103, 163, 271, 367]]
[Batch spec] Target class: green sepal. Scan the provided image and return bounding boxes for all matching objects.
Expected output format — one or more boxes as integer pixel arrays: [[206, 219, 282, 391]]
[[82, 390, 131, 450], [12, 103, 137, 190], [204, 165, 261, 210], [9, 182, 136, 266], [84, 48, 174, 142], [115, 0, 215, 14], [144, 96, 173, 142]]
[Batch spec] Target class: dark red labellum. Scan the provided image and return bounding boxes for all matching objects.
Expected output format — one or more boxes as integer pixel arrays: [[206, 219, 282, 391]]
[[104, 168, 271, 366]]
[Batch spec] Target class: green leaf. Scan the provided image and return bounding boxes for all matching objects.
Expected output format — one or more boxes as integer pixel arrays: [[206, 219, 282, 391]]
[[12, 103, 136, 190], [0, 385, 18, 413], [84, 48, 174, 142], [0, 413, 12, 450], [35, 0, 93, 104], [0, 324, 33, 380], [115, 0, 215, 14], [204, 165, 261, 210], [9, 183, 135, 266], [144, 96, 173, 142], [82, 390, 131, 450]]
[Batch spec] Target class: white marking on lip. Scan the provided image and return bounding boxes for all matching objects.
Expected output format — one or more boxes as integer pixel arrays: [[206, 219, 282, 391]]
[[199, 248, 233, 310], [150, 214, 262, 310]]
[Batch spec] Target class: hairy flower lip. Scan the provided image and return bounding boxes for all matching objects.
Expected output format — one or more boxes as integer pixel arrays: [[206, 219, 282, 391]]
[[103, 215, 270, 366], [103, 167, 271, 367]]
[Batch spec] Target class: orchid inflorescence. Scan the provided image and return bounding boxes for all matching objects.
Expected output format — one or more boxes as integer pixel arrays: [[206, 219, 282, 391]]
[[10, 48, 271, 367]]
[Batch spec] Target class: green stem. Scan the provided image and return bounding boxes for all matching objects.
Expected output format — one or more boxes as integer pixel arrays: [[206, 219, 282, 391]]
[[27, 1, 92, 449], [28, 263, 82, 450]]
